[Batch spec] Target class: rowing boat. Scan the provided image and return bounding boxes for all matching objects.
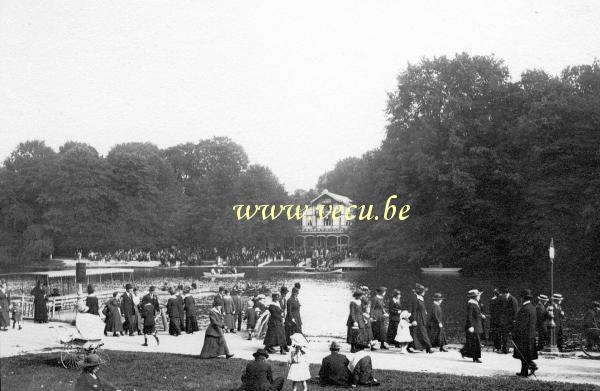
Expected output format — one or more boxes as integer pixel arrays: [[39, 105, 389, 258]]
[[288, 268, 343, 275]]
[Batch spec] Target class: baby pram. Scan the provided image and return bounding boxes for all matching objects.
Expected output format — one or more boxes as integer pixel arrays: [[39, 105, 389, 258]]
[[59, 313, 109, 369]]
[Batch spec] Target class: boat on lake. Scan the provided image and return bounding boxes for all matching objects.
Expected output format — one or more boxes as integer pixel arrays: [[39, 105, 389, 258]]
[[288, 268, 343, 275], [420, 263, 462, 274]]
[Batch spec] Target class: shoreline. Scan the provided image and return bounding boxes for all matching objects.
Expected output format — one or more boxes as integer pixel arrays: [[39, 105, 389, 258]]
[[1, 321, 599, 386]]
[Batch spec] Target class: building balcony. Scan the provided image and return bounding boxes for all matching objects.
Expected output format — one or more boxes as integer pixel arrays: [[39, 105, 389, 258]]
[[297, 225, 350, 234]]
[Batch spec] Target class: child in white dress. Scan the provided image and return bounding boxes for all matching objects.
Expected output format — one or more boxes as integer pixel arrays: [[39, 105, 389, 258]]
[[287, 333, 311, 391], [395, 310, 413, 353]]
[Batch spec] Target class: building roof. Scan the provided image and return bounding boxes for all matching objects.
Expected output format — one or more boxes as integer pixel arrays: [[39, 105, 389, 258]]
[[310, 189, 352, 206]]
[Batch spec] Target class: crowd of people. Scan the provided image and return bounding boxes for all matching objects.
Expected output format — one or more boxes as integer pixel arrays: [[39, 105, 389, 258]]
[[81, 245, 349, 267], [10, 277, 600, 390]]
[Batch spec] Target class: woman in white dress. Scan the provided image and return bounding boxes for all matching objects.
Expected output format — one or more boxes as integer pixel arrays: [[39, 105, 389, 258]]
[[395, 310, 413, 353]]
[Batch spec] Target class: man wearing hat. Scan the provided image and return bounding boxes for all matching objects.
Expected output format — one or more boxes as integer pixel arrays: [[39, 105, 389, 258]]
[[408, 283, 432, 353], [120, 284, 137, 337], [212, 286, 225, 311], [550, 293, 565, 351], [141, 286, 160, 314], [513, 289, 538, 377], [319, 341, 351, 386], [239, 349, 284, 391], [232, 288, 245, 332], [370, 286, 389, 350], [428, 293, 447, 352], [499, 286, 518, 354], [75, 353, 119, 391], [535, 294, 550, 351]]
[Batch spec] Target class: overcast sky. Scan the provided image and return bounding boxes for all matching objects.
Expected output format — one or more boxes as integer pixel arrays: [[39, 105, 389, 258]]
[[1, 1, 599, 192]]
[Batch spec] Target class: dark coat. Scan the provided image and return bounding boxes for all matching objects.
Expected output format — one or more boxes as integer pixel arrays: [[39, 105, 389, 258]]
[[319, 352, 350, 386], [103, 299, 123, 333], [351, 355, 377, 386], [212, 293, 224, 309], [427, 302, 446, 347], [513, 301, 538, 361], [166, 297, 181, 319], [501, 294, 518, 328], [0, 290, 10, 328], [488, 295, 502, 327], [240, 359, 281, 391], [184, 295, 196, 316], [31, 286, 48, 322], [75, 371, 117, 391], [465, 301, 484, 334], [141, 294, 160, 314], [535, 302, 549, 331], [388, 297, 402, 322], [346, 300, 369, 346], [141, 302, 156, 326], [370, 295, 387, 342], [120, 292, 136, 317], [285, 296, 302, 331], [409, 295, 431, 350], [86, 296, 99, 316], [264, 304, 286, 347], [206, 308, 225, 337]]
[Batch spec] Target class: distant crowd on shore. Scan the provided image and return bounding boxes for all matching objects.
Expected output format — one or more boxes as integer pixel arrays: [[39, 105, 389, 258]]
[[77, 245, 349, 267]]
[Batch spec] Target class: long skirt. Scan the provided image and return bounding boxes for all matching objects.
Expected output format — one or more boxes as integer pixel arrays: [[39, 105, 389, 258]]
[[169, 317, 182, 336], [284, 321, 299, 346], [410, 323, 432, 351], [33, 301, 48, 323], [0, 310, 9, 328], [253, 312, 269, 339], [224, 313, 235, 330], [364, 317, 374, 341], [200, 335, 230, 358], [386, 320, 399, 344], [104, 308, 123, 333], [347, 326, 370, 348], [428, 324, 447, 347], [460, 332, 481, 359], [186, 314, 199, 333], [371, 320, 387, 343], [246, 308, 257, 330], [264, 321, 287, 348]]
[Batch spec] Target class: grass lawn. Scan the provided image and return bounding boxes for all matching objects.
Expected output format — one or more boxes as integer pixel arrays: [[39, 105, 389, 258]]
[[1, 350, 599, 391]]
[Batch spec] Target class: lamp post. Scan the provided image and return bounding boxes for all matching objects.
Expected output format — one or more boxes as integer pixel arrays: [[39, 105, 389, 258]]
[[545, 238, 559, 353]]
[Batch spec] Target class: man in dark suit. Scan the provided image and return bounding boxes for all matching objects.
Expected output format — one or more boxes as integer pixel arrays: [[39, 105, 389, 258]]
[[550, 293, 565, 351], [212, 286, 225, 311], [120, 284, 137, 336], [238, 349, 284, 391], [232, 289, 245, 332], [499, 286, 518, 354], [141, 286, 160, 314], [319, 341, 351, 386], [513, 289, 538, 377]]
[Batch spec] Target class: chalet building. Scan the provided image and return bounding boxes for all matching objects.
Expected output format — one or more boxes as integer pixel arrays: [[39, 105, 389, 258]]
[[294, 189, 353, 255]]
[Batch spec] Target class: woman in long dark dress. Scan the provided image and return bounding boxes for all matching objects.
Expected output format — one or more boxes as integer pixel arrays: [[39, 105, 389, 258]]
[[347, 290, 370, 353], [200, 302, 234, 359], [386, 290, 402, 347], [183, 287, 199, 334], [30, 281, 48, 323], [85, 284, 99, 316], [427, 293, 447, 351], [285, 287, 302, 342], [103, 293, 124, 337], [408, 283, 432, 353], [264, 293, 288, 355], [0, 281, 10, 331], [460, 289, 484, 363]]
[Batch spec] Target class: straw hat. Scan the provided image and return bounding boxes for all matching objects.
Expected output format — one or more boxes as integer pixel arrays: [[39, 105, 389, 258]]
[[552, 293, 563, 301], [414, 283, 428, 294], [467, 289, 483, 299], [399, 310, 411, 319]]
